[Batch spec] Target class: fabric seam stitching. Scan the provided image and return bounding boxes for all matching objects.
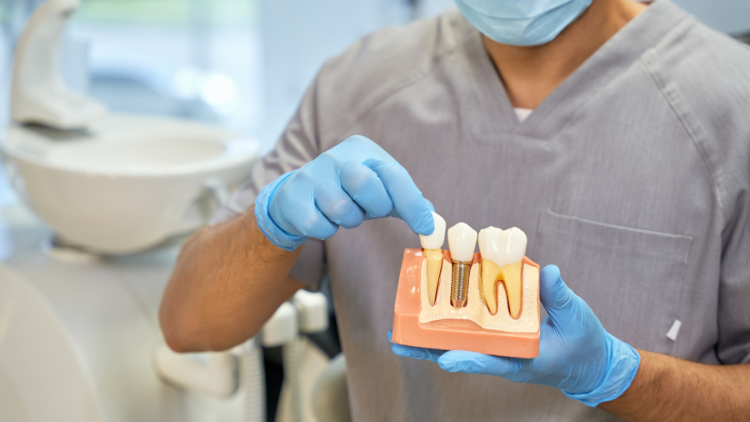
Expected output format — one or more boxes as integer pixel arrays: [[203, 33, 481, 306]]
[[638, 54, 725, 224], [546, 210, 693, 241]]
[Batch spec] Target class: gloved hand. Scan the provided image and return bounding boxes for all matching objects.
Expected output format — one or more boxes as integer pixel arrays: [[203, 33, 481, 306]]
[[255, 135, 434, 251], [390, 265, 641, 407]]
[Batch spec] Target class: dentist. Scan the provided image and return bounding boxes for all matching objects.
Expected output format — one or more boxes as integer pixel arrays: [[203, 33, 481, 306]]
[[160, 0, 750, 420]]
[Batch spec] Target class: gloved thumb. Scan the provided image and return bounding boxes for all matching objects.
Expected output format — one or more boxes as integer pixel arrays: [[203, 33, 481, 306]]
[[539, 265, 578, 317]]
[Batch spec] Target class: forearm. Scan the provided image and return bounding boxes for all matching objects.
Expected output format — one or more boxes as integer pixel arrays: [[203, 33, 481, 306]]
[[601, 350, 750, 422], [159, 207, 304, 352]]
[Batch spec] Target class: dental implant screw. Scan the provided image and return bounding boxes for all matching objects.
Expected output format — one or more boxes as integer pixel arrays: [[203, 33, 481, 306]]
[[446, 222, 478, 309], [451, 260, 471, 308]]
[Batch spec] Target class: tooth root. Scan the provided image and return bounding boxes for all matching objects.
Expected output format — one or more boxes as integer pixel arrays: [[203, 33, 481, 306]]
[[481, 259, 501, 315], [501, 262, 523, 319], [424, 249, 443, 306], [480, 259, 524, 318], [419, 212, 446, 306]]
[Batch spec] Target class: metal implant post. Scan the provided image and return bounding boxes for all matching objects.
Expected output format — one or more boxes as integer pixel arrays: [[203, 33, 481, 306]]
[[447, 222, 478, 309], [451, 260, 471, 308]]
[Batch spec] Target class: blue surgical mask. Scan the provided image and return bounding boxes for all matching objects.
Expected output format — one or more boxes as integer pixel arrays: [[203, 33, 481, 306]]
[[454, 0, 594, 46]]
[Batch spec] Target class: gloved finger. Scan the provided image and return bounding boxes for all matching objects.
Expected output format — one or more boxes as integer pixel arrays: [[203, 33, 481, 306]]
[[339, 160, 394, 218], [314, 181, 366, 229], [388, 331, 444, 363], [271, 184, 339, 239], [391, 344, 445, 363], [364, 159, 434, 235], [438, 351, 521, 376]]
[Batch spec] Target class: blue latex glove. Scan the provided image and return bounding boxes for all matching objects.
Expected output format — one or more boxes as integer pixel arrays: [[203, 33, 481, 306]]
[[391, 265, 641, 407], [255, 135, 434, 251]]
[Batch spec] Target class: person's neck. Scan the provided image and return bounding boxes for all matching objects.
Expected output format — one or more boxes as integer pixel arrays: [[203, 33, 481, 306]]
[[483, 0, 648, 109]]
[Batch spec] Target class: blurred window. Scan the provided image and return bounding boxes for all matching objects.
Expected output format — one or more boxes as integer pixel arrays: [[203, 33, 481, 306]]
[[65, 0, 457, 150], [68, 0, 261, 137]]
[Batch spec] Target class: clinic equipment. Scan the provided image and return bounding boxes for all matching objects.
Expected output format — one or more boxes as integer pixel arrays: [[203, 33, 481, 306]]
[[0, 1, 333, 421], [10, 0, 106, 129], [2, 0, 259, 255], [0, 231, 330, 422], [391, 217, 541, 358]]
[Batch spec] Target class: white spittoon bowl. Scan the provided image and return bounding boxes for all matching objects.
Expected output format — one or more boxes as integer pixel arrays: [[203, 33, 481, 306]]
[[0, 113, 259, 254]]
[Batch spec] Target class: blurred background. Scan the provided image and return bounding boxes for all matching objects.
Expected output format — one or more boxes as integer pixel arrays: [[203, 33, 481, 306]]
[[0, 0, 748, 156], [0, 1, 747, 422], [0, 0, 458, 155]]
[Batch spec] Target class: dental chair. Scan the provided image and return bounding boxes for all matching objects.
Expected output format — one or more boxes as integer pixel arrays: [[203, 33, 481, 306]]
[[0, 1, 350, 421]]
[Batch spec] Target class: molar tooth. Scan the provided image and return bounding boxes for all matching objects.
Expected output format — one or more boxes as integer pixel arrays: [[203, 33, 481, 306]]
[[419, 212, 446, 306], [478, 227, 527, 318]]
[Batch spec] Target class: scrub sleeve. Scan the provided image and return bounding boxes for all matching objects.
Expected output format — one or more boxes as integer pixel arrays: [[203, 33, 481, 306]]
[[715, 135, 750, 365]]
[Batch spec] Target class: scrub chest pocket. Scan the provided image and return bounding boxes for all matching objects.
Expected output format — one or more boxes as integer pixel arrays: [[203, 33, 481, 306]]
[[532, 210, 693, 354]]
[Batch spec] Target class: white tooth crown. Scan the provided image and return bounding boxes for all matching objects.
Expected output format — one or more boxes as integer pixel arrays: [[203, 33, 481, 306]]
[[447, 222, 477, 262], [478, 226, 527, 268], [419, 212, 446, 250]]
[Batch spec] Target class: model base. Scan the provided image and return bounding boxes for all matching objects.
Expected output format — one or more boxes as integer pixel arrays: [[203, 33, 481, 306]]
[[392, 248, 540, 358]]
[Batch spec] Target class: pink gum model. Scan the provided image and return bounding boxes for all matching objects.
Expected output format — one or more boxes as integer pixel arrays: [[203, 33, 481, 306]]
[[392, 249, 540, 358]]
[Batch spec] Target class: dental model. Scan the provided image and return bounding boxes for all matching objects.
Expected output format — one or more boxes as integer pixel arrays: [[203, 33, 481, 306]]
[[419, 212, 446, 306], [392, 221, 540, 358], [447, 222, 478, 309], [478, 227, 527, 318]]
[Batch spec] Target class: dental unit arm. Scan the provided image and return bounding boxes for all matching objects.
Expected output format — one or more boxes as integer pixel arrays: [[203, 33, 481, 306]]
[[156, 290, 329, 421], [392, 213, 541, 358], [11, 0, 107, 129]]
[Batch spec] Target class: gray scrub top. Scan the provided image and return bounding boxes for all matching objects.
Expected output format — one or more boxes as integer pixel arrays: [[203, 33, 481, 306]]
[[213, 1, 750, 420]]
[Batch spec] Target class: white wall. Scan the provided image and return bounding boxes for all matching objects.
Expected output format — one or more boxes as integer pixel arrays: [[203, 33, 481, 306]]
[[259, 0, 453, 150], [673, 0, 750, 35]]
